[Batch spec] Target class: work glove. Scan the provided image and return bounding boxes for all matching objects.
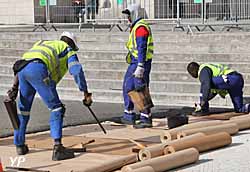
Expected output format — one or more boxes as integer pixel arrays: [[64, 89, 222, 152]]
[[222, 75, 228, 83], [7, 75, 19, 100], [194, 101, 205, 112], [194, 103, 202, 112], [133, 65, 144, 78], [83, 92, 93, 107], [7, 87, 18, 100]]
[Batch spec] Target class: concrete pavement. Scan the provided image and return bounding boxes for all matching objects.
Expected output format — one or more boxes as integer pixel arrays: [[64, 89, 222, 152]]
[[0, 122, 250, 172]]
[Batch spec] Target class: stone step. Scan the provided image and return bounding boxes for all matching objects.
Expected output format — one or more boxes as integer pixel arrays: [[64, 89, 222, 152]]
[[1, 40, 250, 53], [2, 73, 250, 94], [2, 50, 250, 63], [0, 58, 250, 81], [1, 63, 250, 83], [1, 31, 249, 108], [0, 83, 243, 108], [2, 57, 250, 73], [78, 60, 250, 73], [0, 74, 198, 93], [1, 32, 250, 44]]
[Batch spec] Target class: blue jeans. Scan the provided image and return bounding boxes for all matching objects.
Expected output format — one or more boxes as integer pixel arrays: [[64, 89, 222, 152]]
[[123, 61, 151, 113], [205, 73, 245, 112], [14, 62, 64, 145]]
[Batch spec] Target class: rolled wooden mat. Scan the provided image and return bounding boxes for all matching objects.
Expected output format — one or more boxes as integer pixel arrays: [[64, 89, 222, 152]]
[[138, 143, 168, 161], [164, 132, 231, 154], [160, 129, 179, 143], [139, 133, 205, 161], [130, 166, 155, 172], [74, 154, 138, 172], [160, 120, 222, 143], [223, 116, 250, 130], [201, 112, 246, 120], [231, 114, 250, 120], [177, 123, 239, 139], [180, 120, 222, 129], [122, 148, 199, 172]]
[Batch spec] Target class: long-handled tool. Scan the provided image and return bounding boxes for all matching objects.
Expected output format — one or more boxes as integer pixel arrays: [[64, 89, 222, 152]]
[[128, 139, 146, 149], [86, 106, 107, 134], [128, 138, 147, 153]]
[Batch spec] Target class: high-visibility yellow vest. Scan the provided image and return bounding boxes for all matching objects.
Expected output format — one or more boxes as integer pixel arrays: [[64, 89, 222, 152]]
[[126, 19, 154, 64], [22, 40, 76, 84], [198, 63, 235, 97]]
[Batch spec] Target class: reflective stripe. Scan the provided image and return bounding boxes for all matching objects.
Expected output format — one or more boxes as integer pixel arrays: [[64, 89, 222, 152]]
[[68, 61, 81, 69], [20, 111, 30, 116], [28, 49, 52, 64], [38, 43, 61, 80], [128, 20, 154, 62], [131, 31, 136, 54], [147, 49, 154, 54], [51, 107, 62, 112], [124, 109, 135, 114], [140, 113, 151, 118], [209, 64, 224, 75]]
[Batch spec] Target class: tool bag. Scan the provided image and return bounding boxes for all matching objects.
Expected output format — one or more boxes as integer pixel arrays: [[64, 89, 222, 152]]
[[167, 114, 189, 129], [128, 86, 154, 112], [3, 59, 31, 129], [12, 59, 31, 75], [4, 99, 19, 129]]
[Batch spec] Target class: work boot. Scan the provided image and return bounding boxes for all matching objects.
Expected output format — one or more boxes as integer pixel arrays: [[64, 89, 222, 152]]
[[16, 144, 29, 155], [121, 112, 137, 125], [52, 144, 75, 161], [192, 109, 210, 116], [133, 117, 152, 129]]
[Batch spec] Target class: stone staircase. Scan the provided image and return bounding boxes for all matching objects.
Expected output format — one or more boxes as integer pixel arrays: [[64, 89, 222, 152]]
[[0, 31, 250, 108]]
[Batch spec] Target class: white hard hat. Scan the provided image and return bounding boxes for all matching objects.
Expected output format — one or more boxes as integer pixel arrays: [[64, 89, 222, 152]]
[[60, 31, 79, 51]]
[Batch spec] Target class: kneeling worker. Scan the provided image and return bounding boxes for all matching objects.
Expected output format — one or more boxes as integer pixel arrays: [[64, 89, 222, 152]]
[[187, 62, 250, 115], [7, 31, 92, 160]]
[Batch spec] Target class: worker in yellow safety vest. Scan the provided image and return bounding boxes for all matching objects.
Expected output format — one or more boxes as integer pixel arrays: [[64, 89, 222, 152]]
[[7, 31, 92, 161], [120, 4, 154, 128], [187, 62, 250, 116]]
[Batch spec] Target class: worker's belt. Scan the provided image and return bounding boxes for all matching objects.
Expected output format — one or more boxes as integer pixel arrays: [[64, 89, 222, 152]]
[[13, 59, 45, 75]]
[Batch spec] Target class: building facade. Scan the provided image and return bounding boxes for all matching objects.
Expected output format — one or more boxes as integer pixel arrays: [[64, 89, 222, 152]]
[[0, 0, 34, 24], [0, 0, 249, 25]]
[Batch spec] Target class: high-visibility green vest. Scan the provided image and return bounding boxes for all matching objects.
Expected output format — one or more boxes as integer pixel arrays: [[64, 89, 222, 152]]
[[198, 63, 235, 97], [126, 19, 154, 64], [22, 40, 76, 84]]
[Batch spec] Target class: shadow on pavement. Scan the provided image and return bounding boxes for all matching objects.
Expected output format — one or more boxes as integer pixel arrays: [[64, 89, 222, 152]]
[[30, 163, 61, 170], [169, 158, 213, 172], [201, 142, 244, 155], [234, 132, 250, 136]]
